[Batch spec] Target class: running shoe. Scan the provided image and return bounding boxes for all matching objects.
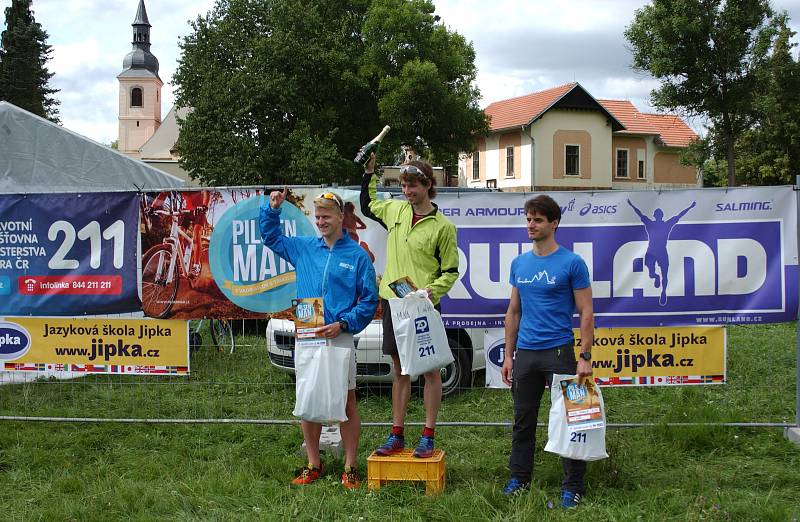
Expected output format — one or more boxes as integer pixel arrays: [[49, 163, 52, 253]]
[[374, 433, 405, 456], [560, 490, 582, 508], [291, 464, 323, 485], [412, 435, 435, 458], [341, 467, 362, 489], [502, 477, 530, 495]]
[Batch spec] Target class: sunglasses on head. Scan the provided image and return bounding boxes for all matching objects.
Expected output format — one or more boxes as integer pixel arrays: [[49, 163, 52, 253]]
[[314, 192, 343, 210], [399, 164, 423, 176]]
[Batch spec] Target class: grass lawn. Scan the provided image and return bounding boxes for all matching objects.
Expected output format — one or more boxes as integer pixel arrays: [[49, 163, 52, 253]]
[[0, 322, 798, 521]]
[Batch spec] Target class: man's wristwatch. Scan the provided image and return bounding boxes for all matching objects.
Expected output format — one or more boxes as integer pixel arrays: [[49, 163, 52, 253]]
[[338, 319, 348, 332], [579, 352, 592, 361]]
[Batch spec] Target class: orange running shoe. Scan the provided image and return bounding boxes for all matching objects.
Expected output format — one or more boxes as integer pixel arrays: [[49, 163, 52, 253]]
[[341, 466, 362, 489], [291, 464, 323, 485]]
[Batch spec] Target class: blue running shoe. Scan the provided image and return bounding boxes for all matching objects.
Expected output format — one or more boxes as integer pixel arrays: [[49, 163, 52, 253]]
[[502, 477, 530, 495], [560, 490, 582, 508], [413, 435, 435, 458], [375, 433, 405, 456]]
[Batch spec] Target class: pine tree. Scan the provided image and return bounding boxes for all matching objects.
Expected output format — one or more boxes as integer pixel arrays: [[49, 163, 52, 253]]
[[0, 0, 60, 122]]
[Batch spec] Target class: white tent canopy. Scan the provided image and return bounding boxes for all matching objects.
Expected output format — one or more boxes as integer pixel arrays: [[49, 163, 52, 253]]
[[0, 101, 186, 193]]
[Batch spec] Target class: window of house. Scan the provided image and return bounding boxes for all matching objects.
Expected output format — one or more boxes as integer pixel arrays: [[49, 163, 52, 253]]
[[131, 87, 143, 107], [472, 152, 480, 181], [616, 149, 629, 178], [565, 145, 580, 176], [486, 179, 497, 189], [505, 146, 514, 177], [638, 159, 645, 179]]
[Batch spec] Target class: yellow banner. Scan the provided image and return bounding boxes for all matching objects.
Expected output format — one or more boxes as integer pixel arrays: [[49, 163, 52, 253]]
[[0, 317, 189, 375], [222, 272, 296, 297], [574, 326, 726, 384]]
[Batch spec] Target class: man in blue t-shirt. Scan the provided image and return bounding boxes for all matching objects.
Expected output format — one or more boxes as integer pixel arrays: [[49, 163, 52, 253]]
[[500, 195, 595, 508]]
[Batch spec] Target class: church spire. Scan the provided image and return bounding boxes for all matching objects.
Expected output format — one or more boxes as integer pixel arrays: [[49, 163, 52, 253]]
[[133, 0, 150, 26], [120, 0, 159, 79]]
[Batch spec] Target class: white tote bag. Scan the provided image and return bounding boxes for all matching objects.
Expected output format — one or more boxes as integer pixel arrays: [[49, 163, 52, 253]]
[[292, 341, 350, 423], [389, 294, 454, 377], [544, 374, 608, 461]]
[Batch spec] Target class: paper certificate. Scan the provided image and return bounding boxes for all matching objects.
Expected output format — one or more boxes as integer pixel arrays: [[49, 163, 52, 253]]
[[559, 377, 605, 431], [388, 276, 417, 298], [293, 297, 325, 345]]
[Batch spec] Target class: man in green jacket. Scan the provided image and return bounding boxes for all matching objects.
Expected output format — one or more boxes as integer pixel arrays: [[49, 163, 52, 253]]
[[360, 154, 459, 458]]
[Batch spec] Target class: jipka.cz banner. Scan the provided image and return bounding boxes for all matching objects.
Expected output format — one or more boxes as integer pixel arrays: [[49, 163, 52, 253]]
[[0, 317, 189, 375], [139, 186, 798, 328], [0, 193, 140, 315], [484, 326, 726, 388]]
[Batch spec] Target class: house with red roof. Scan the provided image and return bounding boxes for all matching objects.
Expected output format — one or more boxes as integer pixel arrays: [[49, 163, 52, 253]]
[[460, 83, 699, 191]]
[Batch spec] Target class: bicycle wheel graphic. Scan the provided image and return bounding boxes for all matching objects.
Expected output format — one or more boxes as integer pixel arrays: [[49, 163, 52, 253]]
[[210, 319, 234, 354], [141, 244, 179, 318]]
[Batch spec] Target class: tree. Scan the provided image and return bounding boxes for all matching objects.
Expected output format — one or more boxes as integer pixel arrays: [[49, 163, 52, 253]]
[[625, 0, 778, 186], [733, 14, 800, 185], [172, 0, 488, 186], [362, 0, 486, 168], [0, 0, 59, 122]]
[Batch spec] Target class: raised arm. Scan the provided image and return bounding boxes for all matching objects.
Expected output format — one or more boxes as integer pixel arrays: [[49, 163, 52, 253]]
[[675, 201, 696, 221], [259, 188, 300, 265], [359, 153, 392, 229], [627, 198, 648, 222]]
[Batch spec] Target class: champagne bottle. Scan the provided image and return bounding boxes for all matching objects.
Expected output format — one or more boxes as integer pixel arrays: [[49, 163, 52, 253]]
[[354, 125, 391, 166]]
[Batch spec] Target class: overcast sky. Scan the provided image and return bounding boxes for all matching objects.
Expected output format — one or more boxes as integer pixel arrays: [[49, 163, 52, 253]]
[[3, 0, 800, 144]]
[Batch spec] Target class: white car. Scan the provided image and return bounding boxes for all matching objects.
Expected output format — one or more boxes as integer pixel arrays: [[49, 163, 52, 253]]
[[266, 319, 486, 397]]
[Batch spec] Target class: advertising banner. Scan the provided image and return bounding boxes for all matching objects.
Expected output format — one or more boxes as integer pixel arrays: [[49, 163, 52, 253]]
[[0, 193, 140, 315], [484, 326, 725, 387], [0, 317, 188, 375], [139, 186, 797, 328], [139, 188, 384, 320], [484, 328, 509, 389], [141, 189, 313, 319], [577, 326, 726, 385], [436, 186, 797, 328]]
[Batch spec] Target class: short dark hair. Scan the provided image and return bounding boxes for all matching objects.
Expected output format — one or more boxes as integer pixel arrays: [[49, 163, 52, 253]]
[[524, 195, 561, 224], [399, 160, 437, 198]]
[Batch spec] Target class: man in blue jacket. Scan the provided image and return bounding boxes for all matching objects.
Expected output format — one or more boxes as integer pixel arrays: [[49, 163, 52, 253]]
[[260, 188, 379, 489]]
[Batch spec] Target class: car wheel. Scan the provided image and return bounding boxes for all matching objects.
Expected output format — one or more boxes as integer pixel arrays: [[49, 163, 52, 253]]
[[423, 338, 471, 398]]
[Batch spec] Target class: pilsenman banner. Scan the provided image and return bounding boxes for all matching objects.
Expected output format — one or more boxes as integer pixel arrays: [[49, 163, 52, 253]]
[[138, 186, 798, 327], [0, 317, 189, 375], [0, 193, 140, 315], [485, 326, 726, 388]]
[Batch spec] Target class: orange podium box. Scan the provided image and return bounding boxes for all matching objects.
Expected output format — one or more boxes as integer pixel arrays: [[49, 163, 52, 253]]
[[366, 449, 446, 494]]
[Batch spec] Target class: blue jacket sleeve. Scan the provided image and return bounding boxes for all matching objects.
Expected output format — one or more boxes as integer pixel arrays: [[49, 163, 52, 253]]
[[340, 254, 379, 334], [259, 203, 300, 265]]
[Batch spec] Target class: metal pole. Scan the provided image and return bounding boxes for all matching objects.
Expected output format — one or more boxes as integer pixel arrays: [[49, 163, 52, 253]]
[[796, 176, 800, 429], [0, 416, 794, 429]]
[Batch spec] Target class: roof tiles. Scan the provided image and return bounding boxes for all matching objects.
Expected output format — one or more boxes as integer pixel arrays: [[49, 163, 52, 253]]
[[484, 83, 577, 131], [485, 86, 698, 148], [642, 113, 698, 147], [597, 99, 659, 135]]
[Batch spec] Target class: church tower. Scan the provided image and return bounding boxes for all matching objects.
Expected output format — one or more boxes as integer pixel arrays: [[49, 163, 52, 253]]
[[117, 0, 162, 157]]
